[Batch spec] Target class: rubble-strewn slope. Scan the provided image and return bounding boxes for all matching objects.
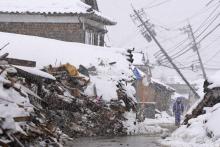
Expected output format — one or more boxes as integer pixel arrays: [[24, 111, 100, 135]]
[[0, 66, 64, 146], [0, 32, 135, 102], [161, 71, 220, 146], [0, 32, 139, 146]]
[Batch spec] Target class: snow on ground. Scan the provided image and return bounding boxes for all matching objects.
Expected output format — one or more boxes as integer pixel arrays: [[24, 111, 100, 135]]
[[161, 103, 220, 147], [123, 111, 174, 135], [207, 70, 220, 89], [0, 32, 134, 101]]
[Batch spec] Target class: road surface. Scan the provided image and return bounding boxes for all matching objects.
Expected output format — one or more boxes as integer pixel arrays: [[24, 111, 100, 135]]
[[65, 136, 161, 147]]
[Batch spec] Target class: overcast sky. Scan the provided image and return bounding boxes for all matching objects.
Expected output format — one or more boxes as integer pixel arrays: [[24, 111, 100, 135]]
[[98, 0, 220, 82]]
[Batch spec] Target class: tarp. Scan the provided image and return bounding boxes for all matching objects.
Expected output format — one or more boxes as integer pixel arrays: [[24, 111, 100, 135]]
[[63, 63, 78, 76], [132, 67, 142, 80]]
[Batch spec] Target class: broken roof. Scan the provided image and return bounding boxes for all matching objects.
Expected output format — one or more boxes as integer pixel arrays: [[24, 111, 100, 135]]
[[0, 0, 116, 25]]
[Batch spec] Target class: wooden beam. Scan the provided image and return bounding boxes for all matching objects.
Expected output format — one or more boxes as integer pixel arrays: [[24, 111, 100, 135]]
[[13, 116, 31, 122], [5, 58, 36, 67]]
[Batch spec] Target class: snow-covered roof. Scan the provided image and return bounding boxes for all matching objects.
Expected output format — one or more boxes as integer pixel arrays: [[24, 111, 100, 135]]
[[151, 78, 175, 92], [0, 0, 116, 25]]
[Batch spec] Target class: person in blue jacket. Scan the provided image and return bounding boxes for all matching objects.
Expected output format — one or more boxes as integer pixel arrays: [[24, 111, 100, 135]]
[[173, 97, 184, 126]]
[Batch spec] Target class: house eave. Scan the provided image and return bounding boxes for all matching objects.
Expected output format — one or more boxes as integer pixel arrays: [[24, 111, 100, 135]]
[[0, 11, 116, 26]]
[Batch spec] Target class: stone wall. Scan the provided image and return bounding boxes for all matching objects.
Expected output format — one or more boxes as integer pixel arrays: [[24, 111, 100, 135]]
[[0, 22, 85, 43]]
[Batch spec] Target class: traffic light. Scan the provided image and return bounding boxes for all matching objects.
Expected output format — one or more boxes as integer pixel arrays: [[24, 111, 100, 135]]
[[126, 48, 135, 64]]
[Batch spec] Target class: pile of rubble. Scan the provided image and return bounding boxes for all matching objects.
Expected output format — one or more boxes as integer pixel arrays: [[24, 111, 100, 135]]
[[0, 64, 65, 146], [0, 56, 137, 145], [184, 80, 220, 125], [42, 63, 137, 137]]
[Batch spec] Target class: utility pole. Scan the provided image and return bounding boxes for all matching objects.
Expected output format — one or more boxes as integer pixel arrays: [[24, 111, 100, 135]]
[[144, 51, 152, 83], [186, 24, 207, 80], [131, 6, 200, 98]]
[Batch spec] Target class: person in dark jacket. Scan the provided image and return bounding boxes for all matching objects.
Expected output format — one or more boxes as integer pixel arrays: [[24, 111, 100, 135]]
[[173, 97, 184, 126]]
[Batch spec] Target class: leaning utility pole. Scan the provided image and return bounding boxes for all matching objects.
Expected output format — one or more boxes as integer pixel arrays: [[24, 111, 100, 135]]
[[186, 24, 207, 80], [131, 6, 200, 98]]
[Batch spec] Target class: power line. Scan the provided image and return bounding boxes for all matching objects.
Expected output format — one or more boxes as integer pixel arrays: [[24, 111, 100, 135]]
[[167, 3, 219, 29], [194, 3, 220, 33], [153, 2, 220, 71], [200, 37, 220, 54], [159, 23, 220, 63], [154, 37, 189, 57], [198, 23, 220, 43], [143, 0, 172, 10], [184, 37, 220, 60], [168, 11, 220, 60], [196, 13, 220, 39], [143, 0, 161, 8], [205, 49, 220, 63], [154, 3, 220, 60]]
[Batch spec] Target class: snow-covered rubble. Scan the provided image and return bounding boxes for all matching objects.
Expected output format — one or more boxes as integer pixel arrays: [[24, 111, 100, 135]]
[[0, 82, 32, 132], [14, 65, 56, 80], [161, 71, 220, 146], [162, 103, 220, 147], [0, 32, 140, 142], [0, 65, 64, 146], [0, 32, 135, 102]]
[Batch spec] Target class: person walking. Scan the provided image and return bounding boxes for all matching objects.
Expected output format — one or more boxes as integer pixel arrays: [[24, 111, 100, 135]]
[[173, 97, 184, 126]]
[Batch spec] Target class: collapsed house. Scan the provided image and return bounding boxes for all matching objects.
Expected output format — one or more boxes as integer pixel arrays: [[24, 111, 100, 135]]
[[135, 76, 175, 118], [0, 58, 137, 146], [132, 53, 174, 118], [0, 32, 139, 146]]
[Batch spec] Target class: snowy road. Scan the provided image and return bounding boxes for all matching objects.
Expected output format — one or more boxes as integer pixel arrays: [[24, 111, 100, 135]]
[[65, 136, 161, 147]]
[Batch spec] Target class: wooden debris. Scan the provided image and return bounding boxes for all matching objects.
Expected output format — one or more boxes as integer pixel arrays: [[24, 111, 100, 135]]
[[0, 61, 135, 146], [5, 58, 36, 67], [13, 116, 31, 122]]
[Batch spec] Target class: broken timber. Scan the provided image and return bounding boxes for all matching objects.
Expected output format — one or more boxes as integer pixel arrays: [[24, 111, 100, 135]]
[[4, 58, 36, 67]]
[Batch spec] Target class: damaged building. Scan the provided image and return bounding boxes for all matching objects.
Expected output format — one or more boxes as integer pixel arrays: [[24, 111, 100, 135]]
[[132, 52, 175, 118], [0, 0, 116, 46]]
